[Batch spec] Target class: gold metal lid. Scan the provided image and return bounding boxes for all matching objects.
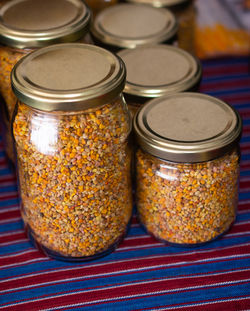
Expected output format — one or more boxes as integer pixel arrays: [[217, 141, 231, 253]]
[[125, 0, 190, 8], [91, 3, 178, 49], [11, 43, 126, 111], [117, 45, 202, 98], [133, 92, 242, 162], [0, 0, 91, 48]]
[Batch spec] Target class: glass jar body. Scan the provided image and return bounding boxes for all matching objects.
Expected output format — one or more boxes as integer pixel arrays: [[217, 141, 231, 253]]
[[0, 47, 31, 163], [169, 0, 196, 54], [135, 147, 240, 246], [13, 95, 133, 261], [0, 37, 93, 163]]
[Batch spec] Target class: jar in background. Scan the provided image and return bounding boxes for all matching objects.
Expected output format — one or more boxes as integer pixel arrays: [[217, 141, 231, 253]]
[[11, 43, 132, 261], [85, 0, 118, 17], [125, 0, 196, 54], [133, 92, 242, 246], [0, 0, 92, 163], [91, 3, 178, 52], [117, 44, 202, 117]]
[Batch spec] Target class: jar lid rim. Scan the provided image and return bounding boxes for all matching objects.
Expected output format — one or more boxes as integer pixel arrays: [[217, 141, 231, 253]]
[[11, 43, 126, 111], [125, 0, 190, 8], [91, 3, 178, 49], [0, 0, 91, 48], [133, 92, 242, 162], [117, 45, 202, 97]]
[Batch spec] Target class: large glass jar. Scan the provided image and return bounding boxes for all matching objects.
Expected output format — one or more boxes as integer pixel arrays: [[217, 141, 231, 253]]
[[91, 3, 178, 52], [133, 92, 242, 246], [11, 44, 132, 261], [125, 0, 196, 54], [0, 0, 92, 163], [117, 44, 202, 117]]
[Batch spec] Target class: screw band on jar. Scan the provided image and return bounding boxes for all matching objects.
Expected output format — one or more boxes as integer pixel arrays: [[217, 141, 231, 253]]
[[133, 92, 242, 246], [91, 3, 178, 51]]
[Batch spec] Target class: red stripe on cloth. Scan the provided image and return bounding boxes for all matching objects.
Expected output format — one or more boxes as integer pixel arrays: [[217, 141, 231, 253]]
[[202, 64, 249, 76], [242, 126, 250, 136], [0, 249, 48, 269], [226, 222, 250, 235], [1, 270, 250, 310], [0, 174, 16, 182], [0, 231, 26, 244], [0, 210, 20, 221], [239, 179, 250, 189], [1, 243, 250, 293], [0, 193, 18, 200], [219, 94, 250, 105], [238, 200, 250, 211]]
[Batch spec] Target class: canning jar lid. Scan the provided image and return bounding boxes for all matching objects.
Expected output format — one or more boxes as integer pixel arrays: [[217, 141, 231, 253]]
[[11, 43, 126, 111], [125, 0, 190, 8], [133, 92, 242, 162], [91, 3, 178, 49], [0, 0, 91, 48], [117, 45, 202, 98]]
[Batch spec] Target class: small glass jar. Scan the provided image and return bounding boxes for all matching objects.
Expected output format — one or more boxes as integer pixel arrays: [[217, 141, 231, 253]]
[[133, 92, 242, 246], [117, 44, 202, 117], [125, 0, 196, 54], [11, 43, 132, 261], [91, 3, 178, 52], [0, 0, 92, 163]]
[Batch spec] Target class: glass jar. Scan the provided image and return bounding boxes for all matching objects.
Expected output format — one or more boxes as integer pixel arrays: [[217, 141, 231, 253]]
[[0, 0, 92, 163], [133, 92, 242, 246], [125, 0, 196, 54], [91, 3, 178, 52], [117, 44, 202, 117], [11, 43, 132, 261]]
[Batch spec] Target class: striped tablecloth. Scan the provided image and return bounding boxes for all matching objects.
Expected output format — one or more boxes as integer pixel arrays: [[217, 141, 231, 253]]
[[0, 56, 250, 310]]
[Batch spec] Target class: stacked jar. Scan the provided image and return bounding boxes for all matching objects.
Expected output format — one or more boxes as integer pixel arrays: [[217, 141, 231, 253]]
[[11, 43, 132, 261], [133, 92, 242, 246], [0, 0, 92, 163], [91, 3, 178, 52], [117, 44, 202, 116], [125, 0, 197, 54]]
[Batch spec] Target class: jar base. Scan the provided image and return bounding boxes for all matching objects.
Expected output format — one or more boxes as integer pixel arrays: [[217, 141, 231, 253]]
[[24, 223, 130, 262], [138, 217, 234, 248]]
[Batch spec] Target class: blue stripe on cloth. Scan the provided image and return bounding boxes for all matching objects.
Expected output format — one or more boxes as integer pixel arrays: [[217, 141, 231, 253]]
[[201, 88, 250, 96], [0, 185, 18, 193], [202, 74, 250, 83], [0, 221, 23, 233], [202, 57, 250, 66], [0, 198, 19, 207]]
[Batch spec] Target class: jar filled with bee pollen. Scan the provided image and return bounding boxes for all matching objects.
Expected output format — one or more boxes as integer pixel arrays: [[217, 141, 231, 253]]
[[133, 92, 242, 246], [11, 43, 133, 261]]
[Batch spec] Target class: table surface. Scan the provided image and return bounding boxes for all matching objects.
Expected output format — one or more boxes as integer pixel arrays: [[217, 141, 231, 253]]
[[0, 56, 250, 311]]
